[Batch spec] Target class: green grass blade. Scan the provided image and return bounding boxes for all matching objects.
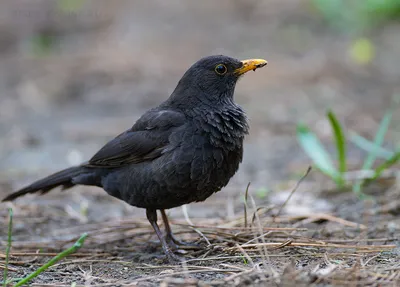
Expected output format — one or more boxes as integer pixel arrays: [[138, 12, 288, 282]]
[[296, 123, 342, 185], [327, 110, 347, 174], [353, 106, 394, 195], [2, 208, 13, 287], [363, 150, 400, 186], [350, 132, 394, 160], [13, 233, 88, 287], [362, 110, 393, 170]]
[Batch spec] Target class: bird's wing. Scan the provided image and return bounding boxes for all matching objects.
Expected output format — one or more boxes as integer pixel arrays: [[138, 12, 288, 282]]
[[84, 109, 186, 168]]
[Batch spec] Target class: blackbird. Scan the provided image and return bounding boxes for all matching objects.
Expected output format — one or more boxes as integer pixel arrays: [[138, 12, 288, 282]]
[[2, 55, 267, 262]]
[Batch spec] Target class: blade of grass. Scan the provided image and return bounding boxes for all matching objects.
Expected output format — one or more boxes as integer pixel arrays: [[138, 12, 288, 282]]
[[2, 208, 12, 287], [353, 105, 395, 195], [327, 110, 347, 174], [12, 233, 88, 287], [296, 124, 343, 186], [363, 150, 400, 186], [362, 110, 393, 169], [350, 132, 394, 160]]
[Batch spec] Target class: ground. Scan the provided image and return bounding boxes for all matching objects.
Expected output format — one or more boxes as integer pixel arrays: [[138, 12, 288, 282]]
[[0, 1, 399, 286], [1, 181, 400, 286]]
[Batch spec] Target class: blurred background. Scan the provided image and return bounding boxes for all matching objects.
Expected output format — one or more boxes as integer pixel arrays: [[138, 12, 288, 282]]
[[0, 0, 399, 218]]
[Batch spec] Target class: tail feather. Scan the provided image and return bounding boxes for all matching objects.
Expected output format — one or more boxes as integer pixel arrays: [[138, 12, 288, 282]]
[[2, 166, 84, 202]]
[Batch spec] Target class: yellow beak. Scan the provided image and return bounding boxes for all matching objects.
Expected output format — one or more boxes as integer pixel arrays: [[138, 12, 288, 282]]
[[234, 59, 268, 75]]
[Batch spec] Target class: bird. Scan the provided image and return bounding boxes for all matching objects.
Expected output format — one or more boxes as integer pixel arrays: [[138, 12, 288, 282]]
[[2, 55, 267, 262]]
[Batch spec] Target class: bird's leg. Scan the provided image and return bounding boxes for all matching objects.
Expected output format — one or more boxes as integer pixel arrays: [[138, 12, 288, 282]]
[[146, 209, 181, 263], [161, 209, 199, 249], [161, 209, 183, 249]]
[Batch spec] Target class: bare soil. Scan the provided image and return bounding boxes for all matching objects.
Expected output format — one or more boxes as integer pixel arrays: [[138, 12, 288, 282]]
[[1, 179, 399, 286]]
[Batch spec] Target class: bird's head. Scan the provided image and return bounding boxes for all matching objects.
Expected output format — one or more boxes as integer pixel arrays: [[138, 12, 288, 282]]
[[168, 55, 267, 108]]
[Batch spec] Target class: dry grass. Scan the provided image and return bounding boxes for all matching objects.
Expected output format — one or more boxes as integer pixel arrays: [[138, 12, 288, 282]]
[[1, 203, 399, 286], [1, 171, 399, 286]]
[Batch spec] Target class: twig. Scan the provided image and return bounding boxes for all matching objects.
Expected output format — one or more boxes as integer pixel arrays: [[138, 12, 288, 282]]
[[0, 264, 18, 272], [291, 213, 366, 229], [51, 259, 132, 268], [0, 252, 110, 258], [274, 166, 311, 218], [272, 213, 366, 229], [249, 195, 278, 279], [251, 206, 273, 226], [241, 231, 274, 246], [361, 254, 382, 267], [269, 240, 293, 250], [227, 242, 396, 251], [319, 238, 396, 243], [223, 266, 258, 282], [132, 268, 240, 283], [235, 243, 255, 267], [184, 253, 363, 263], [172, 224, 306, 231], [244, 182, 251, 228], [2, 208, 12, 287], [181, 205, 211, 246]]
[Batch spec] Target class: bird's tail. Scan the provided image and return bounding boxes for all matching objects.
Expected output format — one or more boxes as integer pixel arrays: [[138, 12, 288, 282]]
[[2, 166, 84, 202]]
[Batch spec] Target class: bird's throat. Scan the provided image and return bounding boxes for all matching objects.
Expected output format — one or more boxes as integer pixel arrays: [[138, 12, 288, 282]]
[[197, 103, 249, 150]]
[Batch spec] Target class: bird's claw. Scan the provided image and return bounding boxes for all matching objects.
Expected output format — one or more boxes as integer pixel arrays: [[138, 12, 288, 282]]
[[166, 234, 200, 250], [164, 248, 184, 264]]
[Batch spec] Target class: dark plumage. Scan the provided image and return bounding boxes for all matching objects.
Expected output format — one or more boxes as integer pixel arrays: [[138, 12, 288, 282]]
[[2, 55, 267, 262]]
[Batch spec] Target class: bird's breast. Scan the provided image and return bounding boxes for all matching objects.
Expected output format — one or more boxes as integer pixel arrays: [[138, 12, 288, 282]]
[[131, 108, 248, 209], [195, 106, 249, 151]]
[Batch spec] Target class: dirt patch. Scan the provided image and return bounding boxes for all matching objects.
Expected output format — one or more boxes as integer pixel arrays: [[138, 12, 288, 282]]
[[1, 177, 399, 286]]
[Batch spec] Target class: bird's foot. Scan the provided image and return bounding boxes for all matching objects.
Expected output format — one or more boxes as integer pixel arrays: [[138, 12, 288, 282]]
[[166, 234, 201, 251], [162, 245, 184, 264]]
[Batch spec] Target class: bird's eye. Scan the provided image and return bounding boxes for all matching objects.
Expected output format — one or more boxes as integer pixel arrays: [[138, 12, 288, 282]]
[[214, 64, 227, 75]]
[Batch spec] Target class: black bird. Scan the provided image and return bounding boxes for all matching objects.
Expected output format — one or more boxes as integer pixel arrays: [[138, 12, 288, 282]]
[[2, 55, 267, 262]]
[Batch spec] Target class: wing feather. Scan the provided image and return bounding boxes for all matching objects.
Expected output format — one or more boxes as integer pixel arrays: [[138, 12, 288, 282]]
[[85, 109, 185, 168]]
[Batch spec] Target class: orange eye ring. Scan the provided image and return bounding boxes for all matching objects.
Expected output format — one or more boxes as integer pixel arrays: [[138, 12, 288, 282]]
[[214, 64, 227, 75]]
